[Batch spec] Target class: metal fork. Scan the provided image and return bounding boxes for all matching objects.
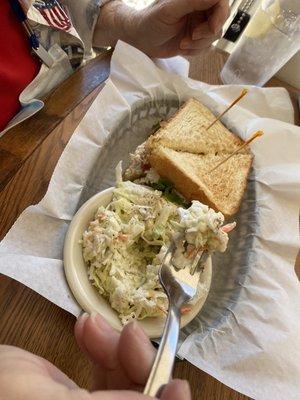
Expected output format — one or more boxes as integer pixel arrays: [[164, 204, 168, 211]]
[[143, 237, 208, 397]]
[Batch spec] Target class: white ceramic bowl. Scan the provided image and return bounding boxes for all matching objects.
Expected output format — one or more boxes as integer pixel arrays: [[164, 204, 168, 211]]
[[63, 187, 212, 338]]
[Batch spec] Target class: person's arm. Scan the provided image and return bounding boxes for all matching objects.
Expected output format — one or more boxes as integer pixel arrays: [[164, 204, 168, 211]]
[[93, 1, 138, 49], [93, 0, 230, 58]]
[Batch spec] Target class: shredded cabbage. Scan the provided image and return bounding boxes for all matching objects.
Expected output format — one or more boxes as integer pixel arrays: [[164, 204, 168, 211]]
[[82, 181, 233, 325]]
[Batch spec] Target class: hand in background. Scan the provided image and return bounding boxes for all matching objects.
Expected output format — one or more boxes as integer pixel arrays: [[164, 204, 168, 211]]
[[0, 313, 191, 399], [94, 0, 229, 57]]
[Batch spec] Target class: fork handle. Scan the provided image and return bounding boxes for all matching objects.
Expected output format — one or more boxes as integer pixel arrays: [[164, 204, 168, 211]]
[[143, 305, 181, 397]]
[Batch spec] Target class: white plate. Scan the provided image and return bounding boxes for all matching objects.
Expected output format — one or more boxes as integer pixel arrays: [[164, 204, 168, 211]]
[[63, 187, 212, 338]]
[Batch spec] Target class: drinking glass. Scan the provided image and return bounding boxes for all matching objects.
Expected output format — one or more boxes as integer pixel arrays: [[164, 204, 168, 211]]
[[221, 0, 300, 86]]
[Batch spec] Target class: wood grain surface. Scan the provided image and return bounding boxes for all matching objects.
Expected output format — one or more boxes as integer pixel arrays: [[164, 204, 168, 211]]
[[0, 49, 112, 193], [0, 48, 299, 400]]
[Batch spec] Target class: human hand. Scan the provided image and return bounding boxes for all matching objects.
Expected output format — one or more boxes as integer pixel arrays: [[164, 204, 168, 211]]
[[0, 313, 191, 399], [94, 0, 229, 58], [133, 0, 230, 57]]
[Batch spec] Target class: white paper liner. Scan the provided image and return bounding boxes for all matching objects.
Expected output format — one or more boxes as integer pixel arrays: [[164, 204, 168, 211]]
[[0, 42, 299, 400]]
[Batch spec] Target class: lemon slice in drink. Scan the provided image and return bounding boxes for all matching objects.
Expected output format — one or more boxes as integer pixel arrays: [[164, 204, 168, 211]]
[[244, 0, 280, 39]]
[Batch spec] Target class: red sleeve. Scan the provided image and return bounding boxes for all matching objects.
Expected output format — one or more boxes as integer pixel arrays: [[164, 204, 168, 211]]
[[0, 1, 40, 132]]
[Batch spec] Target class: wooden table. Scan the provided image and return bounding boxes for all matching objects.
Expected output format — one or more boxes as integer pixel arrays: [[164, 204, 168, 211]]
[[0, 49, 299, 400]]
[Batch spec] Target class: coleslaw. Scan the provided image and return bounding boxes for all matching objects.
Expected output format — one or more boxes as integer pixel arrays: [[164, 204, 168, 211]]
[[82, 180, 235, 325]]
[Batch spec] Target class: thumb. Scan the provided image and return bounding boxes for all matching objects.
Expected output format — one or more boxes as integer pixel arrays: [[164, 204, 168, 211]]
[[160, 379, 192, 400], [160, 0, 221, 22]]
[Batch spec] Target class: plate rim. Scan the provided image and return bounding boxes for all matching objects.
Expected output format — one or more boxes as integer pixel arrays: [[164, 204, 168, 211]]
[[63, 187, 212, 338]]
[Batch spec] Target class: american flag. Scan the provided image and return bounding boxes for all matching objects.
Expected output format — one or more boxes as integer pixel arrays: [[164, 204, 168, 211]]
[[34, 0, 72, 31]]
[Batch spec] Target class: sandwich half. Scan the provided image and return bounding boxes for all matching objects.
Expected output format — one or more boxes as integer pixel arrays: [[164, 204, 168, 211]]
[[125, 99, 253, 218]]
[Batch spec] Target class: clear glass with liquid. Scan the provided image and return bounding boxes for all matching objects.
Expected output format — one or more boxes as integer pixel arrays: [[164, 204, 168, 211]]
[[221, 0, 300, 86]]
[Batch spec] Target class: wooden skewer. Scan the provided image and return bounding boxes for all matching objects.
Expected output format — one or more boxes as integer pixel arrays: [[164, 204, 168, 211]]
[[206, 89, 249, 130], [207, 130, 264, 174]]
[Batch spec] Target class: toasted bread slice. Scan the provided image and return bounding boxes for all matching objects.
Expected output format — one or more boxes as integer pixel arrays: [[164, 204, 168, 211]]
[[125, 98, 253, 217], [149, 146, 253, 218], [147, 99, 248, 156]]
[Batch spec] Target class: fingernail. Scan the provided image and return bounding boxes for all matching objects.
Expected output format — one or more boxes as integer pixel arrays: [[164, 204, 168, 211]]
[[77, 312, 89, 323], [180, 40, 190, 49], [162, 379, 192, 400], [181, 380, 191, 398], [90, 312, 113, 333], [213, 22, 220, 35], [192, 29, 212, 39], [172, 380, 191, 399], [130, 320, 150, 344], [131, 320, 144, 334]]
